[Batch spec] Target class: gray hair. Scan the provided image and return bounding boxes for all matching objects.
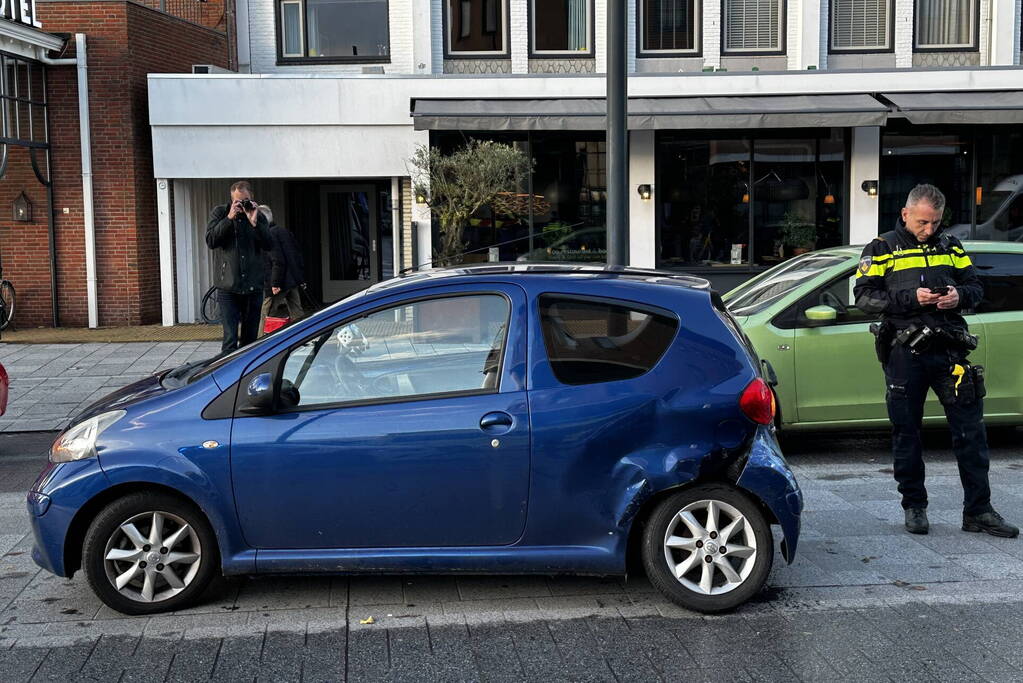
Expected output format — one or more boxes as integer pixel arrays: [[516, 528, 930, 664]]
[[257, 204, 273, 224], [905, 184, 946, 213]]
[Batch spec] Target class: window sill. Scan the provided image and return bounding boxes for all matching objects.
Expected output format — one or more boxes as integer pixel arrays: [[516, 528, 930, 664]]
[[276, 57, 392, 66]]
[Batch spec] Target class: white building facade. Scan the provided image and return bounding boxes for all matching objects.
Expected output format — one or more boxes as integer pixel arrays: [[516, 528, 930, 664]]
[[150, 0, 1023, 324]]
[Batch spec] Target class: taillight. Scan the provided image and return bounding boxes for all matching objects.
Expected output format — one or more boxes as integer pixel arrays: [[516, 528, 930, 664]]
[[739, 378, 776, 425]]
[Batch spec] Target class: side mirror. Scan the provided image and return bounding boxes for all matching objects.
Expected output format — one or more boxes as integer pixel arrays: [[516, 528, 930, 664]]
[[240, 372, 275, 414], [804, 305, 838, 327]]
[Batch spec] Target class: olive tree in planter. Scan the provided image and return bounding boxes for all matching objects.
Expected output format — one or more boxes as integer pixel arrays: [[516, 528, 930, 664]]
[[779, 212, 817, 257], [410, 141, 532, 267]]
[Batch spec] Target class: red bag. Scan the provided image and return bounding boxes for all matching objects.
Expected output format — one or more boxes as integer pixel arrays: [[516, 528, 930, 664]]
[[263, 316, 290, 334]]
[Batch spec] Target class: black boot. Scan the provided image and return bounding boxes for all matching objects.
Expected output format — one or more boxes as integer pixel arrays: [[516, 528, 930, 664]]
[[963, 511, 1019, 538], [905, 508, 929, 535]]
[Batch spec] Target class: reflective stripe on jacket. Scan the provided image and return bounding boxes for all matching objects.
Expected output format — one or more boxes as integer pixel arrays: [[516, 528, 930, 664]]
[[852, 224, 983, 332]]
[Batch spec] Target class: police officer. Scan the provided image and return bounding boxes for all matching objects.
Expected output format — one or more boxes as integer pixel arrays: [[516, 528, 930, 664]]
[[854, 184, 1017, 538]]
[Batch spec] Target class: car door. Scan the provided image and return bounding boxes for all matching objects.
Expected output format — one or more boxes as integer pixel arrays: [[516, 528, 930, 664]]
[[229, 285, 531, 549], [788, 268, 987, 426], [787, 269, 887, 424], [971, 251, 1023, 421]]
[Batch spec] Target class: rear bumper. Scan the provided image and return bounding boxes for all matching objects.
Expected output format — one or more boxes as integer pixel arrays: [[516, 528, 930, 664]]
[[736, 426, 802, 562]]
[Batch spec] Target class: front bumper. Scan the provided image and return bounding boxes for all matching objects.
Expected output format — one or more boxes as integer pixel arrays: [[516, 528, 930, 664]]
[[736, 425, 802, 562], [27, 458, 110, 577]]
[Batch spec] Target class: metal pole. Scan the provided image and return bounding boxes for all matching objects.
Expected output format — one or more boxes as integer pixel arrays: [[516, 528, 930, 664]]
[[606, 0, 628, 266]]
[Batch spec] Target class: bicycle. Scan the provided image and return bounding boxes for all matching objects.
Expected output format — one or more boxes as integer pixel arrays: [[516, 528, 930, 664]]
[[201, 285, 220, 325], [0, 266, 15, 331]]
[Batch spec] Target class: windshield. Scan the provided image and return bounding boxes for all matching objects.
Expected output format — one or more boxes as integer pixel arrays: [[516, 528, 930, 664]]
[[726, 253, 849, 316]]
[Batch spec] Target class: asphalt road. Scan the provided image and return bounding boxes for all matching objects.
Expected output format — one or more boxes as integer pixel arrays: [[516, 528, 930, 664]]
[[2, 429, 1022, 682]]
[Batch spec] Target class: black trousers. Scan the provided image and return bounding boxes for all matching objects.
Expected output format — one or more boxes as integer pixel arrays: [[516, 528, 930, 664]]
[[883, 344, 993, 516], [217, 289, 262, 354]]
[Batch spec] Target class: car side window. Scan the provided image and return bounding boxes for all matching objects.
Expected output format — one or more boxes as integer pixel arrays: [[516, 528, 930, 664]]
[[281, 294, 510, 408], [786, 269, 880, 329], [973, 253, 1023, 313], [539, 295, 679, 385]]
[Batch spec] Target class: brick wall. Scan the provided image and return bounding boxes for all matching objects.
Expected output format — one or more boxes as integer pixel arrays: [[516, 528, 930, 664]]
[[6, 1, 231, 327]]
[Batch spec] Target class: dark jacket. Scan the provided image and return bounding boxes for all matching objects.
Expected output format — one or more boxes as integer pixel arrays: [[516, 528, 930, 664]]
[[263, 222, 306, 297], [206, 205, 272, 295], [853, 221, 983, 332]]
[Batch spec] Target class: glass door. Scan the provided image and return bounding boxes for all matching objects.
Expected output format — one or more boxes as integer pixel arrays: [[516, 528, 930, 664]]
[[320, 185, 378, 301]]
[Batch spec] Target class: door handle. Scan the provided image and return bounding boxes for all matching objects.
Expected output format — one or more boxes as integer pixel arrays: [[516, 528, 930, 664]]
[[480, 412, 513, 430]]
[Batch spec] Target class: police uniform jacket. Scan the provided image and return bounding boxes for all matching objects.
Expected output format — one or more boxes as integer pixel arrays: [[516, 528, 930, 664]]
[[852, 222, 982, 333]]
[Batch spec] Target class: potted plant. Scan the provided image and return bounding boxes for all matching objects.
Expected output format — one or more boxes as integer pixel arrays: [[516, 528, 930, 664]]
[[779, 212, 817, 256], [409, 141, 532, 267]]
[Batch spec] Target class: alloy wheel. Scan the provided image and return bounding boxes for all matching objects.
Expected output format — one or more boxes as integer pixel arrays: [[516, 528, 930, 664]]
[[102, 510, 202, 603], [662, 499, 758, 596]]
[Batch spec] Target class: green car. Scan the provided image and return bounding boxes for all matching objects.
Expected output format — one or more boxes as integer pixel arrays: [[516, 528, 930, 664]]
[[723, 242, 1023, 431]]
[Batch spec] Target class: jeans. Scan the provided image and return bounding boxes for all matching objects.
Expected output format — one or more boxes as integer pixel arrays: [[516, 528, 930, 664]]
[[217, 289, 262, 354], [883, 344, 993, 516]]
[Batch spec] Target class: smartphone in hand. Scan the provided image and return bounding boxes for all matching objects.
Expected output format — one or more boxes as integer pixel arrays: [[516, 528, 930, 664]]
[[929, 286, 950, 296]]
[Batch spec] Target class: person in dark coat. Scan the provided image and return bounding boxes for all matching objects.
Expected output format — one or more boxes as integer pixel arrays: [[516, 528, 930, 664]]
[[206, 181, 272, 353], [258, 204, 306, 335]]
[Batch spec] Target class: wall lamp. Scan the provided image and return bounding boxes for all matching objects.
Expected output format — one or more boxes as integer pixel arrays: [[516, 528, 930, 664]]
[[415, 191, 428, 205], [637, 184, 652, 200], [13, 191, 31, 222], [861, 180, 879, 197]]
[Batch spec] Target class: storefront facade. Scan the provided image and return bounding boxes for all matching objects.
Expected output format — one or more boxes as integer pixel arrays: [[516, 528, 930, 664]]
[[144, 0, 1023, 325]]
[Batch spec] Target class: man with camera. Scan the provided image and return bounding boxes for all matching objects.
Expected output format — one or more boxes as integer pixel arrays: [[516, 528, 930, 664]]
[[206, 181, 273, 353], [854, 184, 1017, 538]]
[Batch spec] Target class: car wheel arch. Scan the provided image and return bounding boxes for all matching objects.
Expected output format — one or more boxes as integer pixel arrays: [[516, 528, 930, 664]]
[[622, 478, 780, 578], [62, 482, 219, 579]]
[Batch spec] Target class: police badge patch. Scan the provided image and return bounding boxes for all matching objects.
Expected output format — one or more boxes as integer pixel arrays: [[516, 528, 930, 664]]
[[858, 256, 872, 275]]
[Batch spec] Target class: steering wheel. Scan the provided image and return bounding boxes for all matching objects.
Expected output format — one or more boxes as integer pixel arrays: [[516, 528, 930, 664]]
[[331, 323, 370, 398]]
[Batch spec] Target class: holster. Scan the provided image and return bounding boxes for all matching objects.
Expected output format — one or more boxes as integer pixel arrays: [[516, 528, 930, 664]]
[[869, 321, 894, 364], [938, 362, 986, 406]]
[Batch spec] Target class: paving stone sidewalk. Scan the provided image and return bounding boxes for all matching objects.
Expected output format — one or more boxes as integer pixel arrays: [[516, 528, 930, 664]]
[[0, 342, 222, 432], [1, 431, 1023, 681]]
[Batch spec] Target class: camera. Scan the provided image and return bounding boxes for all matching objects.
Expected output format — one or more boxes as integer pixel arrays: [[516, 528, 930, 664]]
[[239, 199, 256, 212]]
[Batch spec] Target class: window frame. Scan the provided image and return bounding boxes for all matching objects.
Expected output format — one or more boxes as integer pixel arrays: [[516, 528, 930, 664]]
[[721, 0, 787, 56], [527, 0, 596, 58], [828, 0, 896, 54], [443, 0, 511, 58], [274, 0, 392, 66], [537, 293, 680, 386], [636, 0, 703, 57], [270, 291, 512, 414], [913, 0, 980, 52]]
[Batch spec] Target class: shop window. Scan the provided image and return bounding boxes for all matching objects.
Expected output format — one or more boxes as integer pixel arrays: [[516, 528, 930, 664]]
[[976, 129, 1023, 241], [879, 133, 972, 236], [531, 0, 592, 54], [723, 0, 783, 54], [830, 0, 893, 52], [447, 0, 507, 56], [915, 0, 977, 50], [277, 0, 390, 62], [430, 132, 606, 264], [655, 132, 844, 270], [538, 296, 679, 385], [639, 0, 700, 55]]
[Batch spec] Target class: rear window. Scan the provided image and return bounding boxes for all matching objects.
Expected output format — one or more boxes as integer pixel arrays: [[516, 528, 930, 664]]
[[539, 295, 679, 385]]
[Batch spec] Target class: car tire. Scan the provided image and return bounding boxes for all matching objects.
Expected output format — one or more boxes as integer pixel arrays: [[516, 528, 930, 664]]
[[82, 492, 219, 615], [641, 484, 773, 613]]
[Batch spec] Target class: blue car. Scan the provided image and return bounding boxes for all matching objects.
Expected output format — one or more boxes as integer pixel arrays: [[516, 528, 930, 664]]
[[28, 265, 801, 615]]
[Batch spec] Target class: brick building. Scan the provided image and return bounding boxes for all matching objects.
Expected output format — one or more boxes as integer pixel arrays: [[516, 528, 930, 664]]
[[0, 0, 232, 329]]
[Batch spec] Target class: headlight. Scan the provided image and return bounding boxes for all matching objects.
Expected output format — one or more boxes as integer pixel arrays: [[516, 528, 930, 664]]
[[49, 410, 125, 463]]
